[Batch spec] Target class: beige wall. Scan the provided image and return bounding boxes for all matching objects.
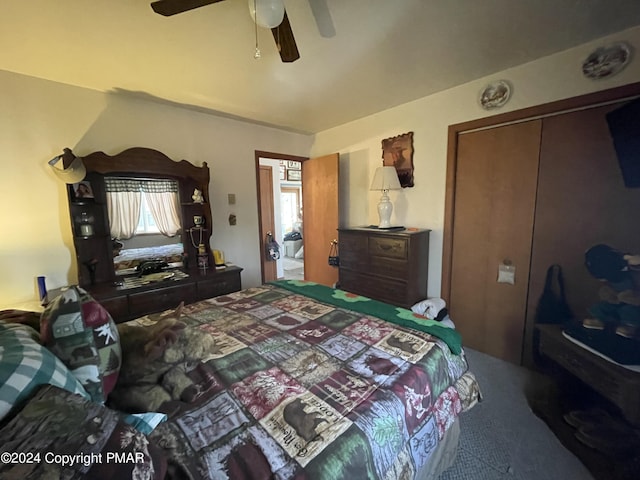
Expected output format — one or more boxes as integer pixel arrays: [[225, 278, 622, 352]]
[[0, 70, 312, 309], [2, 26, 639, 310], [312, 26, 640, 298]]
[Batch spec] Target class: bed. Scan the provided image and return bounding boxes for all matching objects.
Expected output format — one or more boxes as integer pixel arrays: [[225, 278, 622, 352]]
[[0, 280, 481, 480], [113, 243, 184, 273]]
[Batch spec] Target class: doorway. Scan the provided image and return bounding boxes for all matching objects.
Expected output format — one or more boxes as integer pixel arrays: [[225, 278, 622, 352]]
[[256, 151, 308, 283], [255, 150, 340, 286], [280, 185, 304, 280]]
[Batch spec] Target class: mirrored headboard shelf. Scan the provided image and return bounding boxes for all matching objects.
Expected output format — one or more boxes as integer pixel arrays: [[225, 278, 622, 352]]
[[66, 147, 212, 287]]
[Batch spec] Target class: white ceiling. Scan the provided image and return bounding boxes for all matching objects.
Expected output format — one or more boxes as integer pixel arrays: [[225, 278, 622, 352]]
[[2, 0, 640, 134]]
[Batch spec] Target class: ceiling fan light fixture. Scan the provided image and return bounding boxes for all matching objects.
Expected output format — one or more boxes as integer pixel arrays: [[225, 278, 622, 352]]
[[248, 0, 285, 29]]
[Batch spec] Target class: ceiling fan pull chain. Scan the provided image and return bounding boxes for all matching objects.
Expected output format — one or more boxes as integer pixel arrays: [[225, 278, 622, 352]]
[[276, 26, 281, 52], [254, 0, 261, 58], [151, 0, 298, 63]]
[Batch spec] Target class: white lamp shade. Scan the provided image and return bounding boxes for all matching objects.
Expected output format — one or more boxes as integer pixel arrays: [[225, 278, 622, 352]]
[[248, 0, 285, 28], [370, 166, 401, 191]]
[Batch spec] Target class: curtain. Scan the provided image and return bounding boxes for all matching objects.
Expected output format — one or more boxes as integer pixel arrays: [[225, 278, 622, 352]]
[[107, 191, 141, 240], [105, 177, 181, 239], [143, 191, 181, 237]]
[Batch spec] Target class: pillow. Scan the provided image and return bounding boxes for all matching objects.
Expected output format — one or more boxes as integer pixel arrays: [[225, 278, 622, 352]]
[[121, 411, 168, 436], [0, 309, 41, 331], [40, 286, 122, 403], [0, 322, 89, 422], [0, 384, 166, 480]]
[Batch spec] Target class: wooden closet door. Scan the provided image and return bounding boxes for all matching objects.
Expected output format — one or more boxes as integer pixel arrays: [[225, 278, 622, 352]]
[[449, 120, 542, 364]]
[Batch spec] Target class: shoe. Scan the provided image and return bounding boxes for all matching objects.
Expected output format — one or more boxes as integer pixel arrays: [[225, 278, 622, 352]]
[[563, 408, 612, 429], [575, 423, 640, 458], [615, 323, 639, 339], [582, 318, 605, 330]]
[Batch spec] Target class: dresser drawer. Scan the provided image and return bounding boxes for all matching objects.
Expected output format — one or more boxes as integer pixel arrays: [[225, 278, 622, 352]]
[[339, 269, 408, 307], [129, 283, 196, 317], [339, 232, 409, 277], [368, 257, 410, 280], [339, 232, 367, 253], [197, 273, 241, 299], [368, 236, 408, 260], [96, 295, 129, 323], [338, 233, 366, 271]]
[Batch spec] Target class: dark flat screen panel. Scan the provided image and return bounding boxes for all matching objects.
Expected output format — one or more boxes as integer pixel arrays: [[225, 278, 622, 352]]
[[607, 98, 640, 188]]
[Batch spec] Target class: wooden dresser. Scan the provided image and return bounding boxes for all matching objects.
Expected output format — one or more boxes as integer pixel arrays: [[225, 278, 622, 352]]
[[48, 265, 242, 323], [338, 228, 430, 309]]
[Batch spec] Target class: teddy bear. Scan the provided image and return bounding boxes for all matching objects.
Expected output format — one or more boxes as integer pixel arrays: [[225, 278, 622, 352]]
[[582, 244, 640, 339], [109, 303, 221, 414]]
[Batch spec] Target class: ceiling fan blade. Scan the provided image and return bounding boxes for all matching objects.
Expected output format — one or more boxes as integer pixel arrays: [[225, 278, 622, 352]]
[[151, 0, 225, 17], [271, 10, 300, 63]]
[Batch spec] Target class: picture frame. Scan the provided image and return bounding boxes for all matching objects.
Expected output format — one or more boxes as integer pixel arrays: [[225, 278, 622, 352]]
[[279, 165, 286, 180], [287, 169, 302, 181], [382, 131, 414, 188], [72, 180, 94, 200], [287, 161, 301, 170]]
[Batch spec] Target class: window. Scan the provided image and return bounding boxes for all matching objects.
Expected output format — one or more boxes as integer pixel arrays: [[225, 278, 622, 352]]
[[105, 177, 181, 240], [136, 194, 160, 234], [281, 187, 301, 235]]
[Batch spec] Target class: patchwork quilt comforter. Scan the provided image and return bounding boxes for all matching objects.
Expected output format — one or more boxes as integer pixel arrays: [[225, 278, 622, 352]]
[[113, 280, 480, 480]]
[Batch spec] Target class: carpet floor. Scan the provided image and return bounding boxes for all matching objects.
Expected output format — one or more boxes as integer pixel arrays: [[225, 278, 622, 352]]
[[440, 348, 593, 480], [282, 257, 304, 281]]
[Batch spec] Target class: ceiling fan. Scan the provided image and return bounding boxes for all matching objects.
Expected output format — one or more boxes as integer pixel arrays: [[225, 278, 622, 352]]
[[150, 0, 300, 62]]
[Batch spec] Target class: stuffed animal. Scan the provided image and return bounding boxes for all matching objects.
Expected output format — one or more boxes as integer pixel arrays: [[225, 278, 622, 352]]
[[583, 244, 640, 338], [109, 303, 216, 413]]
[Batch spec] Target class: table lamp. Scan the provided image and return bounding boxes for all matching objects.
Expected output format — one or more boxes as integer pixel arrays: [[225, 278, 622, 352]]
[[370, 166, 402, 228]]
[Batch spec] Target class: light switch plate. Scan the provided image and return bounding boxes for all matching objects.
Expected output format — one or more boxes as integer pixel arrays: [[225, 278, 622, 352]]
[[228, 193, 236, 205]]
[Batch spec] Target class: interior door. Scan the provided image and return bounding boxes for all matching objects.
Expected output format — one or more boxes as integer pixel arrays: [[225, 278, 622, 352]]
[[302, 153, 339, 286], [449, 120, 541, 364], [259, 165, 278, 283]]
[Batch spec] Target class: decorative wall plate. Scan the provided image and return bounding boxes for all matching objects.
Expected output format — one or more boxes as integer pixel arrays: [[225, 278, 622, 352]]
[[582, 42, 632, 80], [479, 80, 511, 110]]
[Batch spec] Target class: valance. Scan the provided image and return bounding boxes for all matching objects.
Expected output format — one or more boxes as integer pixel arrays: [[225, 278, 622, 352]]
[[105, 178, 178, 194]]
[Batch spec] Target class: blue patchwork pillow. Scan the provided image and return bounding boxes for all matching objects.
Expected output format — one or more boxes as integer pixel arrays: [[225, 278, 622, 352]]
[[0, 322, 89, 422]]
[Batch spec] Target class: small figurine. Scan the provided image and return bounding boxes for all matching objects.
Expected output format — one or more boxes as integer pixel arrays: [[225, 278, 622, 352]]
[[192, 188, 204, 204]]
